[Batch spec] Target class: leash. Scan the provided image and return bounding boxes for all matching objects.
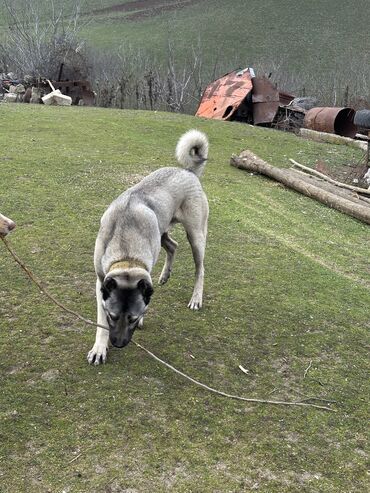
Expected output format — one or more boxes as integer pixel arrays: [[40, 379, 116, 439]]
[[1, 236, 336, 412]]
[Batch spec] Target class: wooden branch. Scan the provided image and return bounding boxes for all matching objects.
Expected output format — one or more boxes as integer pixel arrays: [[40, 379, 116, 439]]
[[289, 158, 370, 196], [356, 133, 370, 141], [358, 194, 370, 205], [1, 235, 336, 412], [300, 128, 367, 151], [231, 151, 370, 225], [46, 79, 56, 92]]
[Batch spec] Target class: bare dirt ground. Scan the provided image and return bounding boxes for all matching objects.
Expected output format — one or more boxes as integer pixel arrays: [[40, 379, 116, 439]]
[[314, 158, 369, 188], [92, 0, 202, 21]]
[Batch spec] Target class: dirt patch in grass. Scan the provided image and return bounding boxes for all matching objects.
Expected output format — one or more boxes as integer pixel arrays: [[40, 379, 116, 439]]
[[313, 158, 369, 188]]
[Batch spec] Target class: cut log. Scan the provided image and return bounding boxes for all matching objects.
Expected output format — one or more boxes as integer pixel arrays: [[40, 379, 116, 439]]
[[230, 150, 370, 225], [300, 128, 367, 151]]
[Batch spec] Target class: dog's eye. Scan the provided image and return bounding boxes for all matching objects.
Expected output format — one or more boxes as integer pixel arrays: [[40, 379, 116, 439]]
[[109, 313, 119, 322], [128, 316, 139, 324]]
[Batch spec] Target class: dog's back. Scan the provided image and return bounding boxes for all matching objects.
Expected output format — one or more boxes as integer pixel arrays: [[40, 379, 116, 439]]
[[95, 129, 209, 276]]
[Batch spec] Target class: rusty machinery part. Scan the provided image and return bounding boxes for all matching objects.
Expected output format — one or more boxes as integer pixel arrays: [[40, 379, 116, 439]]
[[304, 107, 357, 138], [251, 79, 295, 125], [252, 77, 280, 125], [195, 68, 253, 121], [354, 110, 370, 131], [51, 80, 95, 106], [273, 106, 305, 134]]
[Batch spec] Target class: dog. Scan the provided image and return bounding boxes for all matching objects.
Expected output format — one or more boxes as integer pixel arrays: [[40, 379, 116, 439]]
[[88, 129, 209, 365], [0, 212, 16, 237]]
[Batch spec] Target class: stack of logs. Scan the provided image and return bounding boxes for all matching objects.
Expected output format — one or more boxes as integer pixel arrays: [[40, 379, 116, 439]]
[[231, 151, 370, 225]]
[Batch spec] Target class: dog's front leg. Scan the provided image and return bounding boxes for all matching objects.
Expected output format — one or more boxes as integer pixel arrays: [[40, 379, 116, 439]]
[[87, 278, 110, 365]]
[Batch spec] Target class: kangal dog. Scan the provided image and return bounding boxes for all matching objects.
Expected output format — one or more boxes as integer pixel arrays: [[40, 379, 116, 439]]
[[88, 129, 209, 365], [0, 212, 16, 237]]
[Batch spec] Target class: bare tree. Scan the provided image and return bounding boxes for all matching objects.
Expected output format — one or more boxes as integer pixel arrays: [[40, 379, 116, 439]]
[[1, 0, 90, 78], [162, 39, 203, 112]]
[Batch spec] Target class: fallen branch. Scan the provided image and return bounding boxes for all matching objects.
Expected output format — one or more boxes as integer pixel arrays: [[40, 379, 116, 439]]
[[289, 159, 370, 196], [68, 453, 82, 464], [304, 360, 313, 379], [134, 342, 334, 411], [231, 151, 370, 225], [1, 236, 108, 332], [1, 236, 335, 412], [358, 194, 370, 205]]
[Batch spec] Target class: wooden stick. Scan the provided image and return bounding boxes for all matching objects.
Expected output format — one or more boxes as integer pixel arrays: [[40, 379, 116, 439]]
[[358, 194, 370, 205], [46, 79, 56, 92], [289, 158, 370, 196], [133, 342, 335, 411], [355, 133, 370, 141], [1, 236, 336, 412], [231, 151, 370, 225], [1, 237, 109, 332]]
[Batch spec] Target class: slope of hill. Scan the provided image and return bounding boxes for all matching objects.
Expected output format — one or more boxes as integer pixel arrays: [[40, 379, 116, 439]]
[[80, 0, 370, 81], [1, 0, 369, 105]]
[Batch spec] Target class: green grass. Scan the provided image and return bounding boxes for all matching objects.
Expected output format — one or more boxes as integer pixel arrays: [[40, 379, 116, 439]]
[[1, 0, 369, 90], [80, 0, 370, 80], [0, 104, 369, 492]]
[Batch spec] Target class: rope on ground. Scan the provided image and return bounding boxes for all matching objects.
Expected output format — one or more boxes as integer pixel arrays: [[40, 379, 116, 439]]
[[1, 236, 335, 412]]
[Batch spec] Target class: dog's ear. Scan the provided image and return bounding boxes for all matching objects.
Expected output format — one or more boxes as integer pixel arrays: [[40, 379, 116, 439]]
[[101, 277, 117, 300], [137, 278, 153, 305]]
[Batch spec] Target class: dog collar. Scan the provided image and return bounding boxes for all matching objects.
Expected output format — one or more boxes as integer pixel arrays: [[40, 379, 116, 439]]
[[109, 259, 148, 273]]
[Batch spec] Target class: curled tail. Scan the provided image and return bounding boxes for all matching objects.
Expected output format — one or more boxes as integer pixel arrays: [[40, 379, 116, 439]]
[[175, 129, 209, 178]]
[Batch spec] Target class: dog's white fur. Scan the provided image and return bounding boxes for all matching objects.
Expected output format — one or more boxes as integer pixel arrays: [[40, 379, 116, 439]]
[[0, 212, 16, 237], [88, 129, 209, 365], [175, 129, 208, 177]]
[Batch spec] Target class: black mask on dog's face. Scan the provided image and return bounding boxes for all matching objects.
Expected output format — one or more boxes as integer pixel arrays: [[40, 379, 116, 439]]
[[101, 277, 153, 348]]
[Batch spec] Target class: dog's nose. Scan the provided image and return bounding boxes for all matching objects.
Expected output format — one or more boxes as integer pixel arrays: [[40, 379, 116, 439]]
[[8, 221, 16, 231], [110, 335, 130, 348], [112, 340, 129, 348]]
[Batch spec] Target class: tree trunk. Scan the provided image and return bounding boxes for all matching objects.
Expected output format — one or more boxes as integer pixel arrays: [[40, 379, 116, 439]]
[[230, 151, 370, 225]]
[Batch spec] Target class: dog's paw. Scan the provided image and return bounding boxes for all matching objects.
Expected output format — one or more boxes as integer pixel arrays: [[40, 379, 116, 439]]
[[87, 343, 108, 365], [158, 268, 171, 285], [188, 295, 202, 310]]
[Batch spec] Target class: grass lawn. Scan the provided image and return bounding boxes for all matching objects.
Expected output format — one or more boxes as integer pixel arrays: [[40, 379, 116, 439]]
[[0, 104, 369, 492]]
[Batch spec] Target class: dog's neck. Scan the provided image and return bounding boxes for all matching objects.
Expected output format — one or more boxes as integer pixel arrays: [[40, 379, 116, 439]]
[[109, 259, 148, 273]]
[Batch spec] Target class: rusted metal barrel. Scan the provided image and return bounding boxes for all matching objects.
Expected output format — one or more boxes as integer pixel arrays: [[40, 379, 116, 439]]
[[304, 107, 356, 138], [354, 110, 370, 130]]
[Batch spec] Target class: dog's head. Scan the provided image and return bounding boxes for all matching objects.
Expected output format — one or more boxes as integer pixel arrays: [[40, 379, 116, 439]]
[[0, 213, 16, 237], [101, 268, 153, 348]]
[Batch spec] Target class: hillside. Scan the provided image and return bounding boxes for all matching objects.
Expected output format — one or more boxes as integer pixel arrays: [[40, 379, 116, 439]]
[[1, 0, 370, 103], [83, 0, 370, 93], [0, 104, 369, 492]]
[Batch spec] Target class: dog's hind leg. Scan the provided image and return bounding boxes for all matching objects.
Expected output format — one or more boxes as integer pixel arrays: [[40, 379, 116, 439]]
[[87, 278, 110, 365], [185, 228, 206, 310], [158, 232, 178, 285]]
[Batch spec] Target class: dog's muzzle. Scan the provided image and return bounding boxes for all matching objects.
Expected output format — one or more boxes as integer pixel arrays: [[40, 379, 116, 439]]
[[109, 332, 133, 348]]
